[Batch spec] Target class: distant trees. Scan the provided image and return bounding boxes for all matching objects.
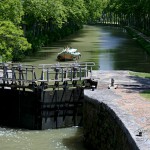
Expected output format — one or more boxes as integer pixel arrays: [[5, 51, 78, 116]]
[[84, 0, 108, 23], [103, 0, 150, 35]]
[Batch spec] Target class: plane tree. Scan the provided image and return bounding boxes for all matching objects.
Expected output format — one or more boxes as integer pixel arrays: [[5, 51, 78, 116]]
[[0, 0, 112, 61], [84, 0, 109, 23], [0, 0, 31, 61], [0, 21, 31, 61], [61, 0, 88, 36], [22, 0, 89, 50], [105, 0, 150, 35], [22, 0, 68, 50]]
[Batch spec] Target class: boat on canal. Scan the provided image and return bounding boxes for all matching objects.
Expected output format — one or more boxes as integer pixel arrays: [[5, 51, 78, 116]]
[[57, 46, 81, 61]]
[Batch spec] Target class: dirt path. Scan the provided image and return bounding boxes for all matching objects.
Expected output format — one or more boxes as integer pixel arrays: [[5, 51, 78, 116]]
[[90, 70, 150, 149]]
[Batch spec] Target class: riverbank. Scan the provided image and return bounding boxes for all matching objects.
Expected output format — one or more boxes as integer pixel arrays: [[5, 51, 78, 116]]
[[97, 24, 150, 54], [83, 70, 150, 150], [124, 26, 150, 54]]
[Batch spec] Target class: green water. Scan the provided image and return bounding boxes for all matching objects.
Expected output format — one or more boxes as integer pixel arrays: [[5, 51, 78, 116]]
[[0, 126, 86, 150], [22, 25, 150, 73]]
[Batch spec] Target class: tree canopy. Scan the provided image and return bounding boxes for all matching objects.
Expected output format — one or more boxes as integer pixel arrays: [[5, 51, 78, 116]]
[[0, 0, 31, 61], [2, 0, 149, 62], [0, 0, 24, 24], [104, 0, 150, 35], [0, 21, 31, 61], [0, 0, 116, 62]]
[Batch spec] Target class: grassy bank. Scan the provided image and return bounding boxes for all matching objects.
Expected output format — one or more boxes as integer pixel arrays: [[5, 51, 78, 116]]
[[130, 71, 150, 100]]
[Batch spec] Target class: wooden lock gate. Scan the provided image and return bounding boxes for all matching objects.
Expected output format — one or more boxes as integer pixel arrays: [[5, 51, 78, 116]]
[[0, 62, 98, 129]]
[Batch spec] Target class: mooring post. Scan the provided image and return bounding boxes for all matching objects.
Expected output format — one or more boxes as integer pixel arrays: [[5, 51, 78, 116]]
[[108, 78, 118, 89], [111, 78, 114, 87]]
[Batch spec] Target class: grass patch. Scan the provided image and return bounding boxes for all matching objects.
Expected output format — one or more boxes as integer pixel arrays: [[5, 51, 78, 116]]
[[129, 71, 150, 100], [140, 90, 150, 101], [129, 71, 150, 79]]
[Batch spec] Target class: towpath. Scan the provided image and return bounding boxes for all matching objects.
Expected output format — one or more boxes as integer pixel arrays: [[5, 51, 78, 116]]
[[87, 70, 150, 149]]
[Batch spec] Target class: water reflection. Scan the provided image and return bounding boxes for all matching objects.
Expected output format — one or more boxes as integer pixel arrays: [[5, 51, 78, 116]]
[[100, 32, 125, 50], [98, 27, 128, 70], [97, 26, 150, 72], [99, 52, 114, 70]]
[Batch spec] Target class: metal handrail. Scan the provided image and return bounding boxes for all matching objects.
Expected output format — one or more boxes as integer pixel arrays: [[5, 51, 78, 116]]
[[0, 62, 95, 84]]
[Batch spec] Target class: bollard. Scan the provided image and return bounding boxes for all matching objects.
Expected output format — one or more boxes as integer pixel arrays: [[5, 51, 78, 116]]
[[111, 78, 114, 87]]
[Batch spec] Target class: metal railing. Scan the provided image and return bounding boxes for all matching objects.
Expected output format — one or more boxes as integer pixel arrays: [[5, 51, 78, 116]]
[[0, 62, 95, 86], [38, 62, 95, 82]]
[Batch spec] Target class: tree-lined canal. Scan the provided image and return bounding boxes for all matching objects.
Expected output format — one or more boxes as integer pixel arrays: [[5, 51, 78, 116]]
[[1, 25, 150, 150], [23, 25, 150, 73]]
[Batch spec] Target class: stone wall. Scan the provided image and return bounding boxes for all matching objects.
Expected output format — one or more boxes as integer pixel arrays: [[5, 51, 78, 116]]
[[83, 96, 139, 150]]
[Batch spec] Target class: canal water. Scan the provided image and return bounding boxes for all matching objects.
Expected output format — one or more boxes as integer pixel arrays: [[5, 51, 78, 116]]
[[22, 24, 150, 73], [1, 25, 150, 150], [0, 126, 85, 150]]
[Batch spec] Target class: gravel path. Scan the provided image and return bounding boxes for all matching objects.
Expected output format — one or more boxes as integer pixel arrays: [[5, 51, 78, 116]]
[[86, 70, 150, 150]]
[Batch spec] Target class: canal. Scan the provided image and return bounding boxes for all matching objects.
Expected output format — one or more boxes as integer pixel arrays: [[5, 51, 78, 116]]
[[23, 24, 150, 73], [1, 25, 150, 150]]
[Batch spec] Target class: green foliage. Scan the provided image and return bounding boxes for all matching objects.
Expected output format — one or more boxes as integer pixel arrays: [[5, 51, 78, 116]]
[[106, 0, 150, 17], [22, 0, 68, 50], [63, 0, 88, 23], [0, 0, 110, 61], [23, 0, 67, 28], [0, 0, 31, 62], [0, 21, 31, 61], [84, 0, 109, 22], [21, 0, 110, 52], [48, 0, 67, 28], [104, 0, 150, 38], [0, 0, 24, 24]]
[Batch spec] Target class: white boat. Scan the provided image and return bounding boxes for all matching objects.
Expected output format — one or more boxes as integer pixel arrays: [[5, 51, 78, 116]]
[[57, 47, 81, 61]]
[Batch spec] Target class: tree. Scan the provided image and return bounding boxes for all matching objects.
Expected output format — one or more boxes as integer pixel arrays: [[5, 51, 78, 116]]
[[84, 0, 109, 23], [63, 0, 88, 23], [0, 21, 31, 61], [22, 0, 68, 49], [0, 0, 31, 61], [106, 0, 150, 34]]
